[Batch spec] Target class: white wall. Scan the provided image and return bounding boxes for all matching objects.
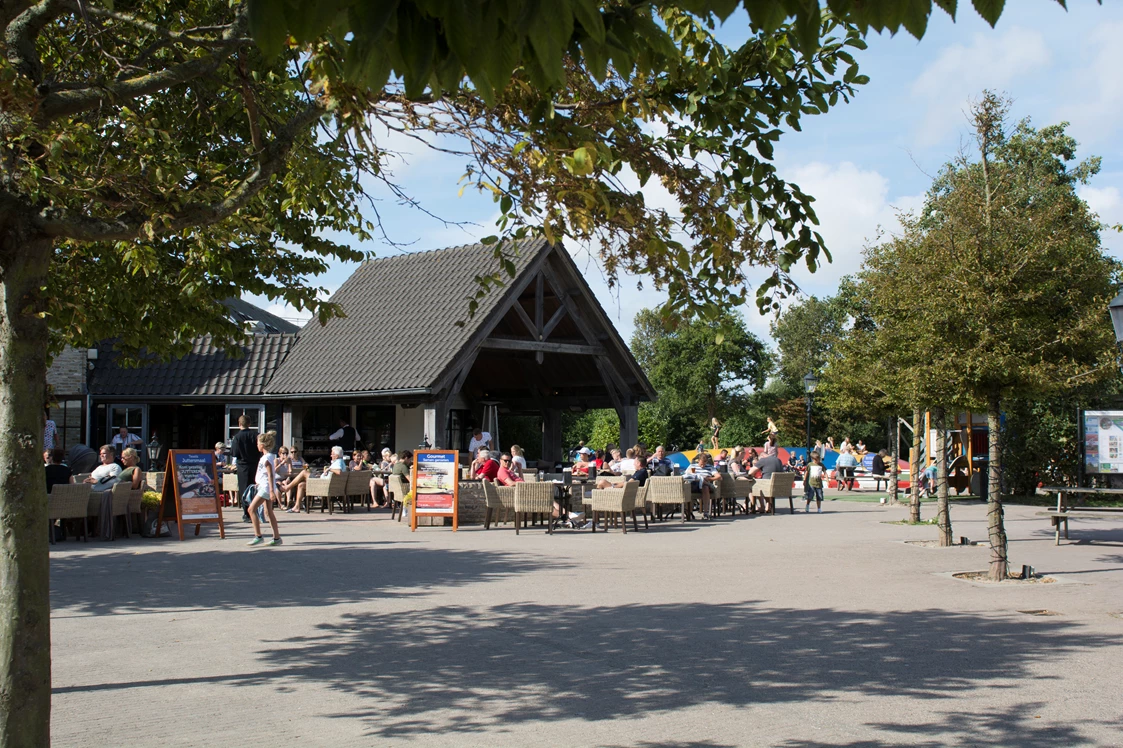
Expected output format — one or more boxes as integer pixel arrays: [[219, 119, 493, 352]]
[[395, 405, 425, 452]]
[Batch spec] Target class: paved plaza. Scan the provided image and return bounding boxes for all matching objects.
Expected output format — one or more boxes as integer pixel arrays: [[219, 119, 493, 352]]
[[50, 499, 1123, 746]]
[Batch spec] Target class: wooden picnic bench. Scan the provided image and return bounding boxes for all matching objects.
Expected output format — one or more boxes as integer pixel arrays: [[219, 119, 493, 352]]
[[1037, 486, 1123, 545]]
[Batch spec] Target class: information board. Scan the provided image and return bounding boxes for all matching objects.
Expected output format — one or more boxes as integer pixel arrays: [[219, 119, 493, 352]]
[[158, 450, 226, 540], [1083, 410, 1123, 474], [410, 450, 459, 531]]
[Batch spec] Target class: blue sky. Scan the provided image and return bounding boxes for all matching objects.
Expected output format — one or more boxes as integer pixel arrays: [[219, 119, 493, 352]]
[[250, 0, 1123, 348]]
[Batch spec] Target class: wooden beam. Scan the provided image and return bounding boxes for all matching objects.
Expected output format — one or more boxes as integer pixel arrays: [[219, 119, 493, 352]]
[[535, 274, 544, 334], [541, 305, 568, 340], [480, 338, 606, 356], [510, 299, 537, 338]]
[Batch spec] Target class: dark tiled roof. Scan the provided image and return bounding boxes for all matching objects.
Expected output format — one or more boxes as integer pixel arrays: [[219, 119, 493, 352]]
[[223, 297, 301, 334], [265, 239, 549, 395], [91, 333, 298, 398]]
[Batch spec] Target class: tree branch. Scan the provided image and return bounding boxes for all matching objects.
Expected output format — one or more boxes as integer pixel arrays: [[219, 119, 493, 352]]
[[4, 0, 66, 84], [36, 4, 249, 122], [34, 103, 324, 241]]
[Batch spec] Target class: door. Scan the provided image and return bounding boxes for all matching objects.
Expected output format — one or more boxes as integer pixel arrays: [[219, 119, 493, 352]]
[[225, 404, 265, 444]]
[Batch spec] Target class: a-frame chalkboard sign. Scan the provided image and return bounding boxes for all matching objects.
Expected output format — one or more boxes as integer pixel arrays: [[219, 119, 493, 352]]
[[157, 450, 226, 541]]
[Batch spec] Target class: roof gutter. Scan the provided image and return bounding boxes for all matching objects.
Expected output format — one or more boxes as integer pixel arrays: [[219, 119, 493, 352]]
[[259, 388, 433, 401]]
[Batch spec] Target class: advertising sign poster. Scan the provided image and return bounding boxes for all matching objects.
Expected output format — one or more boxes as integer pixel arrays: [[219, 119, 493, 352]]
[[1083, 410, 1123, 474], [410, 450, 459, 531], [158, 450, 226, 540]]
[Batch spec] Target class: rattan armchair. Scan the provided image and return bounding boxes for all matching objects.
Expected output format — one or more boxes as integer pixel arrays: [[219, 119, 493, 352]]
[[734, 477, 756, 513], [589, 481, 640, 533], [514, 481, 555, 534], [110, 482, 133, 539], [387, 474, 409, 522], [306, 472, 347, 514], [754, 472, 798, 514], [481, 480, 515, 529], [345, 470, 373, 512], [645, 476, 691, 523], [48, 483, 91, 543]]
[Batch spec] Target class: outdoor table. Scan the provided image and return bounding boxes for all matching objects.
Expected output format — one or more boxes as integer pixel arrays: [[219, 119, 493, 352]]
[[1038, 485, 1123, 544]]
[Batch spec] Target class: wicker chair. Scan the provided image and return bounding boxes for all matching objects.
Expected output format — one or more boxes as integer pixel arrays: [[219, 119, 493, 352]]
[[127, 487, 144, 532], [754, 472, 798, 514], [633, 483, 650, 528], [345, 470, 373, 512], [387, 474, 409, 522], [513, 481, 555, 534], [645, 476, 691, 523], [481, 480, 515, 529], [221, 472, 239, 507], [717, 473, 752, 516], [110, 482, 133, 538], [589, 481, 640, 533], [48, 483, 91, 543], [305, 472, 347, 514], [734, 477, 756, 513]]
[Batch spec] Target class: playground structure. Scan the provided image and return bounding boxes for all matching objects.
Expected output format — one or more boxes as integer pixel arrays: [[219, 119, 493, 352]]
[[909, 411, 992, 496]]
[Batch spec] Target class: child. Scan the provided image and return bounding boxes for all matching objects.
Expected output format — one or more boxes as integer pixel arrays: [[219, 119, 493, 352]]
[[247, 430, 282, 547], [805, 453, 825, 513]]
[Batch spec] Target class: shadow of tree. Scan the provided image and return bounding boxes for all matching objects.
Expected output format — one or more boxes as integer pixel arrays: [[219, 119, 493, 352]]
[[778, 701, 1115, 746], [49, 543, 568, 616], [231, 602, 1113, 741]]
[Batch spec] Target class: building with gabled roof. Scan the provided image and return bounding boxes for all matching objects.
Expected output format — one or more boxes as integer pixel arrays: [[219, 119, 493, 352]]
[[52, 240, 654, 465]]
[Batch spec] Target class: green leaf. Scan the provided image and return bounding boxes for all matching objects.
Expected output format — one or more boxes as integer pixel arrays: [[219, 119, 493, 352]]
[[573, 0, 605, 44], [971, 0, 1006, 26], [247, 0, 288, 57]]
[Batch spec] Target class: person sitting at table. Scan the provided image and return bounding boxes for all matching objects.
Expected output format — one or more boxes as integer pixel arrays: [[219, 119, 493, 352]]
[[647, 445, 674, 476], [509, 444, 527, 477], [687, 452, 720, 520], [596, 456, 649, 489], [474, 449, 500, 481], [45, 448, 74, 493], [348, 449, 365, 471], [606, 448, 623, 474], [321, 446, 348, 477], [85, 445, 121, 492], [273, 446, 293, 506], [620, 448, 637, 476], [368, 447, 393, 507], [214, 441, 230, 471], [42, 449, 51, 467], [496, 454, 523, 486], [571, 450, 594, 477], [279, 446, 307, 511], [115, 447, 144, 490], [391, 450, 414, 518], [835, 449, 858, 491]]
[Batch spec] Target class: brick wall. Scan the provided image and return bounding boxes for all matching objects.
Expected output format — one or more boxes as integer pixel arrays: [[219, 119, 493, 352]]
[[409, 481, 487, 527], [47, 346, 88, 397]]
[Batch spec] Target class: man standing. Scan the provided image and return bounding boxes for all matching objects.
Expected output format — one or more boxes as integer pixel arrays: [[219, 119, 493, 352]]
[[329, 417, 359, 453], [468, 427, 492, 456], [231, 415, 258, 522]]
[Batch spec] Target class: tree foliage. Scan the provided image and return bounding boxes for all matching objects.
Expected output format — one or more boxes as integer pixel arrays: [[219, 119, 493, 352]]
[[770, 295, 848, 391]]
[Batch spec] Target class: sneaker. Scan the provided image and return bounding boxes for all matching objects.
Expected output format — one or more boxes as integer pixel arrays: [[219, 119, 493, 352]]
[[580, 520, 594, 530], [241, 514, 251, 523], [247, 536, 264, 546], [817, 507, 822, 514], [267, 537, 283, 547]]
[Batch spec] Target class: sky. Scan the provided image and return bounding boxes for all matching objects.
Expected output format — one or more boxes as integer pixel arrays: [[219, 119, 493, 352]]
[[248, 0, 1123, 350]]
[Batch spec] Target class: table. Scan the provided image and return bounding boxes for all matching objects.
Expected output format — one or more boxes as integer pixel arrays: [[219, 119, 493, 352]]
[[1038, 486, 1123, 545]]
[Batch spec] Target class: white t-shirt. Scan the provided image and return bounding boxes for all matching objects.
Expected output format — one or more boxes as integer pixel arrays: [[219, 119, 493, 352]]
[[512, 454, 527, 473], [91, 462, 121, 488], [255, 452, 276, 494], [468, 432, 492, 455]]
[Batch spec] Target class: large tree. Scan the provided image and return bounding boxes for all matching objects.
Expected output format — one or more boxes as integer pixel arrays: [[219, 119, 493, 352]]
[[903, 93, 1118, 579], [632, 308, 770, 446]]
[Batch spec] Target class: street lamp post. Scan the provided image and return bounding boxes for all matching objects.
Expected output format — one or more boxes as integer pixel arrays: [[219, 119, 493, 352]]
[[1109, 290, 1123, 344], [803, 372, 819, 461], [147, 434, 161, 472]]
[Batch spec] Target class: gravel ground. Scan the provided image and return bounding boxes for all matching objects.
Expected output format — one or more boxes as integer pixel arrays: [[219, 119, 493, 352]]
[[49, 498, 1123, 746]]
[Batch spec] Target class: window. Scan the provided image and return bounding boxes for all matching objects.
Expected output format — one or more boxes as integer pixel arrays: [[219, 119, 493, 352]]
[[47, 400, 84, 454], [108, 404, 146, 445], [225, 404, 265, 443]]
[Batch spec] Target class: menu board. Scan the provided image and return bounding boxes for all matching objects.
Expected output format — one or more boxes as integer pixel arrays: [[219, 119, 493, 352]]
[[1083, 410, 1123, 474], [158, 450, 226, 541], [410, 450, 459, 531]]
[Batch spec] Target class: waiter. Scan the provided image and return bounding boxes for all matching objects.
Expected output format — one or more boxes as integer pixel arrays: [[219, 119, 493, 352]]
[[231, 415, 258, 522], [330, 417, 359, 452]]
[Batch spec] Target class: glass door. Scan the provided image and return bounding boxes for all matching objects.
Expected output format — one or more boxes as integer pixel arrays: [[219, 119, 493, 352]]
[[225, 404, 265, 443]]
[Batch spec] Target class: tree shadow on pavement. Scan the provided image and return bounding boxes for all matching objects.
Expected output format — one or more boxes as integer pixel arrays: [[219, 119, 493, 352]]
[[248, 601, 1118, 742], [777, 701, 1120, 747], [49, 543, 569, 616]]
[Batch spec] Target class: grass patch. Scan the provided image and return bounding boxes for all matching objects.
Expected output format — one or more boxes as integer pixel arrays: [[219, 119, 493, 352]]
[[883, 518, 938, 526]]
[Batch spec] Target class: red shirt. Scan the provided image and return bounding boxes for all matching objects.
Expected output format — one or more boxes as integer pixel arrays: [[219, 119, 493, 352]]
[[496, 465, 522, 486], [477, 458, 500, 481]]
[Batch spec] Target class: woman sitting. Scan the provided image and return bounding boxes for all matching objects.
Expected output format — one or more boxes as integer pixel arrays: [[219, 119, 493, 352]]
[[571, 451, 594, 477], [116, 447, 144, 490], [370, 447, 393, 507], [280, 446, 309, 512], [509, 445, 527, 477]]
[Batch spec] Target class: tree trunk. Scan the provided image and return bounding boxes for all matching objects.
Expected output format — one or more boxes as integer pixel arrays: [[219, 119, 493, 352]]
[[987, 394, 1008, 581], [933, 407, 953, 546], [909, 406, 922, 523], [889, 414, 899, 505], [0, 224, 53, 747]]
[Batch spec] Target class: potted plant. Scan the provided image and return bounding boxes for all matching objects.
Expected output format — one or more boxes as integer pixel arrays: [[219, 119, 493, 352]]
[[140, 491, 166, 537]]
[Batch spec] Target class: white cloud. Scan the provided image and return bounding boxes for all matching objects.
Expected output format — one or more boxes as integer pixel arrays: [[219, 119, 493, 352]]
[[1079, 184, 1123, 256], [910, 26, 1051, 147], [1054, 22, 1123, 146]]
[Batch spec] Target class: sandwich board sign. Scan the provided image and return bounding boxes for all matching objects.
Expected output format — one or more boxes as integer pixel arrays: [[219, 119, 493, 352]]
[[410, 450, 459, 531], [157, 450, 226, 540]]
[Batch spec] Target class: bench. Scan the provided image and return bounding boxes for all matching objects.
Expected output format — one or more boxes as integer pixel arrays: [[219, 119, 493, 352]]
[[1038, 485, 1123, 545]]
